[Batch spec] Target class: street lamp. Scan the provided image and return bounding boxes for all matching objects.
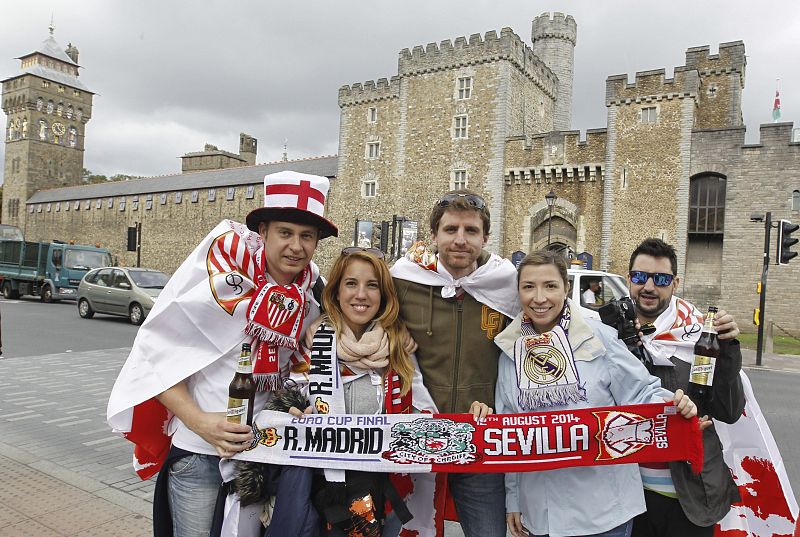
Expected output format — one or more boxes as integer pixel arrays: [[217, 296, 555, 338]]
[[545, 189, 557, 247]]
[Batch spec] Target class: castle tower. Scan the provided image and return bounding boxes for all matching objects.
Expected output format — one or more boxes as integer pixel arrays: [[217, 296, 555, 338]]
[[684, 41, 746, 129], [239, 132, 257, 165], [532, 12, 577, 131], [1, 25, 93, 229]]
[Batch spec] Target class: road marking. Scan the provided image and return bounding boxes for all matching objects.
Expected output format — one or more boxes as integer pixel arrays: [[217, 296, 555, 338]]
[[5, 391, 35, 396], [3, 410, 36, 418], [83, 436, 124, 446], [25, 402, 59, 409], [66, 407, 99, 414], [7, 413, 43, 421], [57, 418, 92, 427], [43, 415, 87, 424]]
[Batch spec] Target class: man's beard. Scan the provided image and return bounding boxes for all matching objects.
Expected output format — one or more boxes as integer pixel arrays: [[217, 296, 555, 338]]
[[634, 294, 670, 319]]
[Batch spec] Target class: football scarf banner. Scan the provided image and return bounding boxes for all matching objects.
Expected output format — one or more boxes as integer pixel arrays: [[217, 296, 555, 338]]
[[234, 403, 703, 474]]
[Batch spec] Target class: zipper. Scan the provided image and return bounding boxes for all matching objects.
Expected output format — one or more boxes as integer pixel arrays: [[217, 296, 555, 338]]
[[451, 299, 463, 413]]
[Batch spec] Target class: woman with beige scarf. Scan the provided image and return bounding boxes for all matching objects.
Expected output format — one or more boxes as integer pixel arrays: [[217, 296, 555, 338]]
[[304, 247, 490, 537]]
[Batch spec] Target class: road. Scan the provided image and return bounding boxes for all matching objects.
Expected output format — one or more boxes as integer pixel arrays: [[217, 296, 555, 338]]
[[0, 297, 798, 534]]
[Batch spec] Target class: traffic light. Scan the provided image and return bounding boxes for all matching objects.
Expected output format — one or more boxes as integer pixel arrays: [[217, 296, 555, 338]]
[[777, 219, 799, 265], [126, 226, 137, 251]]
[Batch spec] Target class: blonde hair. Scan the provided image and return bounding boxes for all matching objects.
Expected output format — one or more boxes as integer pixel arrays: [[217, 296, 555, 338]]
[[321, 251, 414, 395]]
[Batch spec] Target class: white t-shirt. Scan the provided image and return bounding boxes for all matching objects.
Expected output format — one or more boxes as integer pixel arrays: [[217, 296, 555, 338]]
[[171, 302, 321, 455], [582, 288, 597, 305]]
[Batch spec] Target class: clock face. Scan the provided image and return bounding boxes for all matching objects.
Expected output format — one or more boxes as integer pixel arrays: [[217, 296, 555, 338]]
[[52, 122, 66, 136]]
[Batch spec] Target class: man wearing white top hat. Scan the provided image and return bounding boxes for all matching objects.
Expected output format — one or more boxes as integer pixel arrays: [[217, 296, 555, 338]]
[[107, 171, 337, 537]]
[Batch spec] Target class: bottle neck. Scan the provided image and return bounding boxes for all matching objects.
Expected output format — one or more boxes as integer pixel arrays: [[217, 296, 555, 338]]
[[703, 312, 717, 334], [236, 355, 253, 374]]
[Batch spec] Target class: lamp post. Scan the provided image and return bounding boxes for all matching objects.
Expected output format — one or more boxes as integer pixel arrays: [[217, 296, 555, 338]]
[[545, 189, 557, 247]]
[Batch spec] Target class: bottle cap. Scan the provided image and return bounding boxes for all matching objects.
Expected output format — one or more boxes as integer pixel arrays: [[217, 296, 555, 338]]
[[707, 306, 718, 313], [242, 343, 252, 352]]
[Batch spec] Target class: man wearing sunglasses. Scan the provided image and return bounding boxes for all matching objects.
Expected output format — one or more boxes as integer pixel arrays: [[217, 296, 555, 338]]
[[627, 238, 744, 537], [390, 189, 520, 537]]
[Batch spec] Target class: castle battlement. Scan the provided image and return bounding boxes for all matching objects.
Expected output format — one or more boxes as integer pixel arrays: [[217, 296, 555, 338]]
[[743, 122, 799, 149], [532, 12, 577, 45], [684, 41, 746, 75], [338, 76, 400, 107], [605, 68, 699, 105], [398, 27, 558, 98]]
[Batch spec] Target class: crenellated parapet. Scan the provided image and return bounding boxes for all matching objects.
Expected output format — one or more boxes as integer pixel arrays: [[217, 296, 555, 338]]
[[684, 41, 746, 79], [531, 12, 577, 46], [338, 76, 400, 107], [397, 27, 558, 99], [743, 122, 798, 149], [504, 128, 607, 185], [605, 68, 700, 106]]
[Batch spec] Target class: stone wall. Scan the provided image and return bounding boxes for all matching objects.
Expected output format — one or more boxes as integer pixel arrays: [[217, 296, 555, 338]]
[[603, 68, 698, 277]]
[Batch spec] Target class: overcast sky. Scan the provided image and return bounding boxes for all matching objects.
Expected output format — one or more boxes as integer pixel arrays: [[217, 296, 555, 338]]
[[1, 0, 797, 184]]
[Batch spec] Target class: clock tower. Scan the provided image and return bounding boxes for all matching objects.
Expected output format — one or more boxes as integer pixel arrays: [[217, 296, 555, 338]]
[[2, 25, 94, 230]]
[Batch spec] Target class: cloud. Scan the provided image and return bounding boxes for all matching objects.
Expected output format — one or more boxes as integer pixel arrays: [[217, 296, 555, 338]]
[[1, 0, 797, 185]]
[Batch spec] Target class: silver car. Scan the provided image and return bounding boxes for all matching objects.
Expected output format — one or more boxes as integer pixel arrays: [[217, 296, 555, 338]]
[[77, 267, 169, 325]]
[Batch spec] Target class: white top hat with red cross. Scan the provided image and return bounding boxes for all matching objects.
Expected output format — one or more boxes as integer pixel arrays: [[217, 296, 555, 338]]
[[246, 171, 338, 238]]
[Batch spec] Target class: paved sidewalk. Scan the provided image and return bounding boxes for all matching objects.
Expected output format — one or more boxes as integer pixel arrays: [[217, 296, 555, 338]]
[[0, 443, 151, 536], [741, 347, 800, 373]]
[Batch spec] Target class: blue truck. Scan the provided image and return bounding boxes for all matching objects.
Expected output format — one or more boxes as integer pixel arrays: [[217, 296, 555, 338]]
[[0, 224, 113, 302]]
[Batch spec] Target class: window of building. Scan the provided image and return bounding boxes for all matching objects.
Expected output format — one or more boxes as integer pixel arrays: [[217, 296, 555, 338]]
[[132, 196, 139, 211], [793, 190, 800, 211], [368, 107, 377, 123], [55, 202, 60, 212], [175, 192, 183, 204], [208, 189, 216, 202], [107, 197, 114, 208], [119, 198, 126, 211], [47, 101, 54, 114], [74, 200, 80, 210], [46, 203, 51, 212], [58, 85, 65, 93], [457, 77, 472, 100], [363, 175, 377, 198], [689, 174, 726, 234], [191, 190, 199, 203], [96, 198, 102, 209], [452, 170, 468, 190], [42, 81, 50, 88], [246, 185, 255, 199], [29, 204, 34, 214], [160, 193, 167, 205], [226, 187, 235, 201], [84, 200, 91, 210], [64, 200, 70, 211], [641, 107, 657, 124], [454, 115, 469, 138], [145, 194, 153, 210], [366, 141, 380, 159], [37, 204, 42, 213]]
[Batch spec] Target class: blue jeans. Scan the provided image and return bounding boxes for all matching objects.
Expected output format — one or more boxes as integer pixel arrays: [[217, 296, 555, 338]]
[[167, 453, 222, 537], [448, 472, 506, 537], [535, 519, 633, 537]]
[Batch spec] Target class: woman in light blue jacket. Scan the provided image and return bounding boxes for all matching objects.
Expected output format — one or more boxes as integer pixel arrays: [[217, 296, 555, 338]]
[[495, 251, 698, 537]]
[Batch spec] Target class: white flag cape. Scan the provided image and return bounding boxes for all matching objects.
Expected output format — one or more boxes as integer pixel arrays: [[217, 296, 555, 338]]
[[715, 372, 798, 536], [106, 219, 288, 478]]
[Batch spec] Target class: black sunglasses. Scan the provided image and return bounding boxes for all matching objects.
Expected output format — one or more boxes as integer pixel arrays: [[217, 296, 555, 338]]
[[436, 193, 486, 210], [342, 246, 385, 260], [629, 270, 674, 287]]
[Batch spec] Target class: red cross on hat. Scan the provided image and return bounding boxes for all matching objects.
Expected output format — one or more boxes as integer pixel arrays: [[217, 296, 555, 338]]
[[246, 171, 338, 238]]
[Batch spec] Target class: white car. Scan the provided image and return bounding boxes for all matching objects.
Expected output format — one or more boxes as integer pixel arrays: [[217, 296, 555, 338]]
[[567, 267, 630, 320]]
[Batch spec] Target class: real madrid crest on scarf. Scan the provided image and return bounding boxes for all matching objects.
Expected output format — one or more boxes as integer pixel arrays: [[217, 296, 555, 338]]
[[514, 310, 587, 410]]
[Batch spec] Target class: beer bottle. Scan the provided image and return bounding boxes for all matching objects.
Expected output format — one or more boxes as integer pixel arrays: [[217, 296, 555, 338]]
[[227, 343, 256, 425], [688, 306, 721, 416]]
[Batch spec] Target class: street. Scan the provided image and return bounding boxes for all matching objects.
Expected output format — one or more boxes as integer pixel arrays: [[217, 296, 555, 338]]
[[0, 298, 798, 534]]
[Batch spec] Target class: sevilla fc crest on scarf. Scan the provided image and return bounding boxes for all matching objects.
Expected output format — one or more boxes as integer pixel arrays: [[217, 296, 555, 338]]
[[265, 287, 300, 329]]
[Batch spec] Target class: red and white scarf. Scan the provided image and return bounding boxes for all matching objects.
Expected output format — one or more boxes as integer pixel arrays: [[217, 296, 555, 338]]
[[642, 296, 704, 366]]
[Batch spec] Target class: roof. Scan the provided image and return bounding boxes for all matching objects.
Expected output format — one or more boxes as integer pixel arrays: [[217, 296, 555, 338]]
[[19, 35, 79, 67], [26, 155, 339, 204], [3, 64, 93, 93]]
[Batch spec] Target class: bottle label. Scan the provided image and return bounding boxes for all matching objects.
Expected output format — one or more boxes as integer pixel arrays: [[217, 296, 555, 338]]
[[226, 398, 249, 424], [690, 355, 716, 386], [236, 362, 253, 374]]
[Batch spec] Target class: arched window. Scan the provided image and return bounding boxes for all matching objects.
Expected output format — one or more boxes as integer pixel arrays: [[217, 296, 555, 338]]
[[793, 190, 800, 211], [689, 173, 726, 235]]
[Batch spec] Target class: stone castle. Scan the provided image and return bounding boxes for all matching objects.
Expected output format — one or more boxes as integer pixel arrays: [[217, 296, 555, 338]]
[[3, 14, 800, 332]]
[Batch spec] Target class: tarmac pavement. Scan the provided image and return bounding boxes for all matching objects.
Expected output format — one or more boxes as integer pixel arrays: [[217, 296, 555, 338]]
[[0, 346, 797, 536]]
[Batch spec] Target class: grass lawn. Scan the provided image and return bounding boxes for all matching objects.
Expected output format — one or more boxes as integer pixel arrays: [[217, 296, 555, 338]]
[[737, 332, 800, 356]]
